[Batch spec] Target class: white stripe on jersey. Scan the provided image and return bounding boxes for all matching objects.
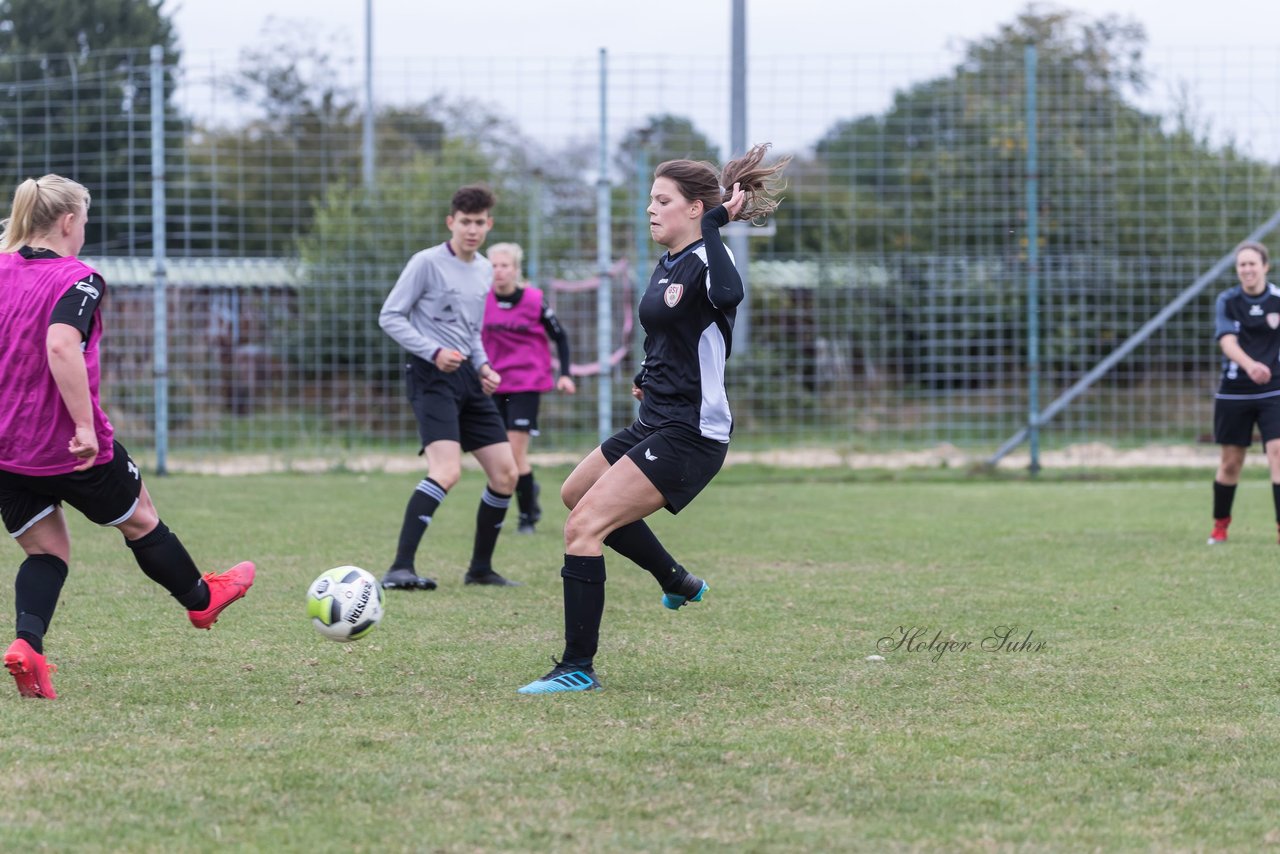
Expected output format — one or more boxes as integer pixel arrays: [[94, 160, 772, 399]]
[[697, 322, 732, 442], [692, 243, 736, 309]]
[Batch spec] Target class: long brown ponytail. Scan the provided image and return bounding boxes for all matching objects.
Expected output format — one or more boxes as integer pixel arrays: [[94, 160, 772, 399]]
[[655, 143, 791, 223]]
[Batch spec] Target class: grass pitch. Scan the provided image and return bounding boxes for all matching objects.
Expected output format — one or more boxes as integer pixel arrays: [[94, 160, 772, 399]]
[[2, 466, 1280, 851]]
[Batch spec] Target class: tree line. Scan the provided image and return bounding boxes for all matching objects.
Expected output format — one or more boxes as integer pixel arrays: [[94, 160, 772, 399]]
[[4, 1, 1276, 266]]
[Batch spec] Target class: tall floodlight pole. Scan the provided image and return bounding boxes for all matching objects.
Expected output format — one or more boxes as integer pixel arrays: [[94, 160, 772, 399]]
[[728, 0, 749, 353], [596, 49, 613, 442], [362, 0, 375, 189]]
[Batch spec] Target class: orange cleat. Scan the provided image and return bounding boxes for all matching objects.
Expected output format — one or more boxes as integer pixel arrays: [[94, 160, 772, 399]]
[[188, 561, 256, 629], [1207, 518, 1230, 545], [4, 638, 57, 699]]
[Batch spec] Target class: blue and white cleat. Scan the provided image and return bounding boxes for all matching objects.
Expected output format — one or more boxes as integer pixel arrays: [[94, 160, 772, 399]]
[[662, 574, 708, 610], [518, 660, 602, 694]]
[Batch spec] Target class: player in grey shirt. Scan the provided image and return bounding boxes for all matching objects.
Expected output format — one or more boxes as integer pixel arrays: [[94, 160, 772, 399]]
[[380, 242, 493, 370], [378, 185, 521, 589]]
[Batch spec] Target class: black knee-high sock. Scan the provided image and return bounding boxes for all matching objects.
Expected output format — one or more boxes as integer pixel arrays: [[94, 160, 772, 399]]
[[470, 487, 511, 573], [516, 472, 536, 517], [561, 554, 605, 668], [125, 521, 209, 610], [1214, 481, 1237, 520], [604, 521, 687, 591], [14, 554, 68, 655], [1271, 484, 1280, 526], [393, 478, 447, 569]]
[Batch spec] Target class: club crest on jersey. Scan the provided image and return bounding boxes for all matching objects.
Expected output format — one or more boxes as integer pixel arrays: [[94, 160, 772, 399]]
[[1268, 313, 1280, 330], [664, 283, 684, 307]]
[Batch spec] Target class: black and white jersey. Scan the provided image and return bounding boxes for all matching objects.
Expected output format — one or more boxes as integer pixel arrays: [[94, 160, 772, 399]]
[[634, 207, 743, 442], [1214, 282, 1280, 397]]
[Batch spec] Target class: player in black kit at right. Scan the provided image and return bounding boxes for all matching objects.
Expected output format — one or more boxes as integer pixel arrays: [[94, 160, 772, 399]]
[[1207, 241, 1280, 545]]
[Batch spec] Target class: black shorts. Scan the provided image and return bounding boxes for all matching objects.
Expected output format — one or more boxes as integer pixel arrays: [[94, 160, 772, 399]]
[[493, 392, 542, 434], [405, 357, 509, 453], [0, 440, 143, 537], [600, 420, 728, 514], [1214, 395, 1280, 446]]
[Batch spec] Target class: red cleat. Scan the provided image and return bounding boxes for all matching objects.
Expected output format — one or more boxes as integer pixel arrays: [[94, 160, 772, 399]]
[[1207, 517, 1230, 545], [188, 561, 256, 629], [4, 638, 57, 699]]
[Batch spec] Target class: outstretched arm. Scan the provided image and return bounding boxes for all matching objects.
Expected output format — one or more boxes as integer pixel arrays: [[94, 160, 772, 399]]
[[700, 182, 747, 310]]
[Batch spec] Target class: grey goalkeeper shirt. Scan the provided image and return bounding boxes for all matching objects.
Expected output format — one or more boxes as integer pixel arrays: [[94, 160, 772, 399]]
[[379, 242, 493, 369]]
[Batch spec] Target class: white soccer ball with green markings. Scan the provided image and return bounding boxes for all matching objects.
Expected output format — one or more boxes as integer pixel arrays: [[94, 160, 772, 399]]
[[306, 566, 384, 642]]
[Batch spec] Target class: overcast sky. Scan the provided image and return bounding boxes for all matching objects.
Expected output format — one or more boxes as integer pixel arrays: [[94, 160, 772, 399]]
[[167, 0, 1280, 158], [171, 0, 1274, 61], [167, 0, 1269, 60]]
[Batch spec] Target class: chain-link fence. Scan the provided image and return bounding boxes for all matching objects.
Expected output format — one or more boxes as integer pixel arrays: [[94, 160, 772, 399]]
[[4, 29, 1280, 467]]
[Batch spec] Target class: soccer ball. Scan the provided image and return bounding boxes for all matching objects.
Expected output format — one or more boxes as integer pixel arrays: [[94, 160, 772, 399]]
[[306, 566, 384, 642]]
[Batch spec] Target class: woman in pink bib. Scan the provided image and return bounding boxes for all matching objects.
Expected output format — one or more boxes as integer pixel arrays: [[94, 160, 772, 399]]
[[481, 242, 577, 534], [0, 174, 254, 699]]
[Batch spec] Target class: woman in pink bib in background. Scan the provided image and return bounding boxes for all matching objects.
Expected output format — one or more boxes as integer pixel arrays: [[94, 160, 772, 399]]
[[481, 242, 576, 535]]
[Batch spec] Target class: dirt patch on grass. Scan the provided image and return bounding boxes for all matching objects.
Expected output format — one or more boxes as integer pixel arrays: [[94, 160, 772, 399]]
[[163, 442, 1240, 475]]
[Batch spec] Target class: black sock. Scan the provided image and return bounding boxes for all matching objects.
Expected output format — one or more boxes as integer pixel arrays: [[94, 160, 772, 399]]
[[516, 472, 536, 517], [1272, 483, 1280, 526], [560, 554, 606, 668], [1214, 481, 1237, 520], [604, 521, 685, 591], [126, 521, 209, 610], [393, 478, 447, 569], [469, 487, 511, 574], [14, 554, 68, 655]]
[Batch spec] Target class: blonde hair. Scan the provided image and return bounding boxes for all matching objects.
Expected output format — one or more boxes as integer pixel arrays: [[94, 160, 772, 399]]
[[487, 242, 524, 272], [0, 174, 91, 253]]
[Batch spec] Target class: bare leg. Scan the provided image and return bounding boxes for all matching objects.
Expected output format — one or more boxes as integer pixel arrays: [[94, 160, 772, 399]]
[[564, 456, 666, 556]]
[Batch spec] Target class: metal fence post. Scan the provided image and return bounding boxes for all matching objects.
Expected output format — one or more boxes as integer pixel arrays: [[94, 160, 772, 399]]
[[633, 140, 650, 416], [362, 0, 375, 190], [150, 45, 169, 475], [729, 0, 749, 354], [1025, 44, 1040, 475], [596, 48, 613, 443]]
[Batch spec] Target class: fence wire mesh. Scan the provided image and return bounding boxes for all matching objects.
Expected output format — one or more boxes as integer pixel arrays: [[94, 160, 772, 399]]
[[4, 37, 1280, 466]]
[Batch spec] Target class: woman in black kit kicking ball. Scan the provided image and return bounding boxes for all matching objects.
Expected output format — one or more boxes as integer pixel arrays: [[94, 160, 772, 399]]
[[519, 144, 789, 694]]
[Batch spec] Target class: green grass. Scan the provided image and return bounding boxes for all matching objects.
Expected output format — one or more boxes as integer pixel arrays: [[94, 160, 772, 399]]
[[3, 467, 1280, 851]]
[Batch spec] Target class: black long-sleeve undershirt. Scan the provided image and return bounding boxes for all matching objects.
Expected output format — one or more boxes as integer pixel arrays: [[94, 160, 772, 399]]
[[539, 298, 573, 377], [700, 204, 743, 310]]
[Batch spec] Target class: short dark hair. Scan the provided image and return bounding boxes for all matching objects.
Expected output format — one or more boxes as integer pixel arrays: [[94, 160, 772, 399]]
[[451, 184, 495, 216]]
